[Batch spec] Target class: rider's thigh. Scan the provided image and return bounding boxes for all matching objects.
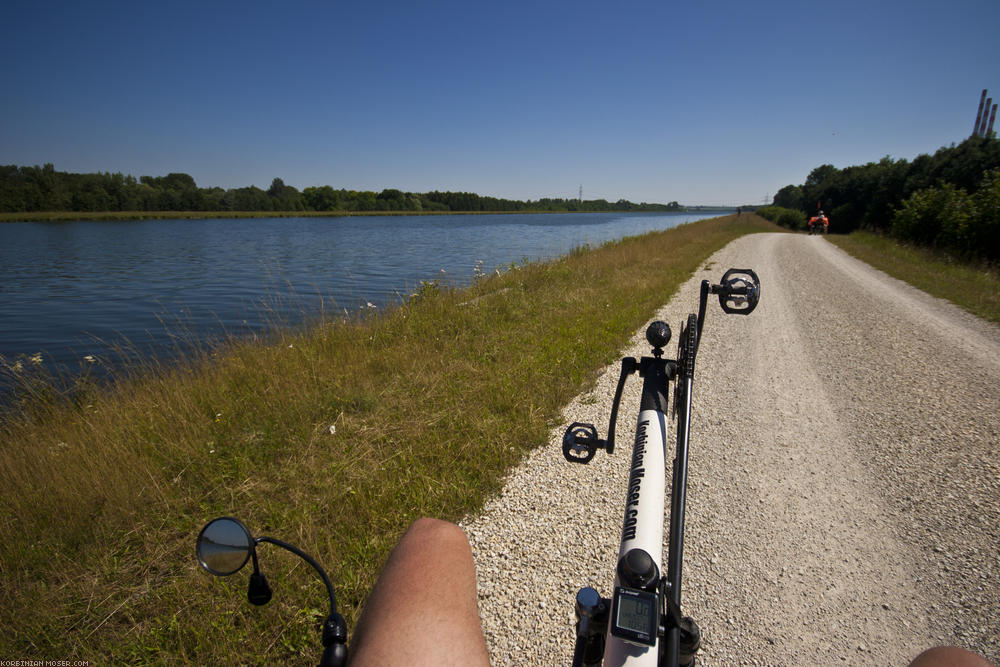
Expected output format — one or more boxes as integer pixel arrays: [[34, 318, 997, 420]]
[[349, 518, 490, 667]]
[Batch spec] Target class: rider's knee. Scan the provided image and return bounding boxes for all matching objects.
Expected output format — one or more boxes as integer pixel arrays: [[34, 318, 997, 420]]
[[404, 517, 469, 551], [909, 646, 995, 667]]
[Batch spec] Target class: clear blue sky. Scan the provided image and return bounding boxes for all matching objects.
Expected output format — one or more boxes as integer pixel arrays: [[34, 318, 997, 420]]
[[3, 0, 998, 206]]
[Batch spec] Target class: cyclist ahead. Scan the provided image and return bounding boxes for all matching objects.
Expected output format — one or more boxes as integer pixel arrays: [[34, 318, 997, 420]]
[[808, 210, 830, 234]]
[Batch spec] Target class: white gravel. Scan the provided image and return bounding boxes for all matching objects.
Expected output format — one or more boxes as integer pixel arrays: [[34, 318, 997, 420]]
[[461, 232, 1000, 666]]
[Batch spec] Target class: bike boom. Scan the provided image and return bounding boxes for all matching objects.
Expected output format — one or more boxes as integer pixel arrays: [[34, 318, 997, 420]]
[[563, 268, 760, 667]]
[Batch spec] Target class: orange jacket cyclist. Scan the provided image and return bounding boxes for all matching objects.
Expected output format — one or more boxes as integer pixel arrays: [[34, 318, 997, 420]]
[[808, 211, 830, 231]]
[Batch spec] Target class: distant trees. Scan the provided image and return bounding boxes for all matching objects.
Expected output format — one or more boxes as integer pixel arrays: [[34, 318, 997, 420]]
[[0, 166, 215, 213], [773, 184, 804, 211], [0, 165, 685, 216], [301, 185, 341, 211], [770, 135, 1000, 261], [267, 178, 304, 211], [222, 186, 270, 211]]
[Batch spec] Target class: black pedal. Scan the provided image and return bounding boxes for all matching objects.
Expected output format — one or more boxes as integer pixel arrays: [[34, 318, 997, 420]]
[[562, 422, 602, 463], [716, 268, 760, 315]]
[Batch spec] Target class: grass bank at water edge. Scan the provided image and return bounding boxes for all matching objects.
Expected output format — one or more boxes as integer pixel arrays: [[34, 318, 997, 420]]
[[0, 215, 780, 664], [827, 231, 1000, 323]]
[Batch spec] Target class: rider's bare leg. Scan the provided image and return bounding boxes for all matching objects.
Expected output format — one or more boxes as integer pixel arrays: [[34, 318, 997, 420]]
[[909, 646, 996, 667], [349, 518, 490, 666]]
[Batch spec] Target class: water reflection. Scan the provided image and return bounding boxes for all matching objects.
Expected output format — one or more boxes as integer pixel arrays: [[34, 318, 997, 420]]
[[197, 517, 253, 576]]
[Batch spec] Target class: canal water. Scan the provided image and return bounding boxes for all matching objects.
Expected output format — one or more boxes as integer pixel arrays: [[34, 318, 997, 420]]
[[0, 211, 718, 392]]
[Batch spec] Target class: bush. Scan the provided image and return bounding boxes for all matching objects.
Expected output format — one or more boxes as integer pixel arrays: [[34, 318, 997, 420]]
[[936, 187, 978, 253], [778, 208, 807, 230], [890, 171, 1000, 261], [755, 205, 780, 221], [757, 205, 807, 230], [831, 202, 861, 232], [971, 170, 1000, 260], [892, 185, 964, 247]]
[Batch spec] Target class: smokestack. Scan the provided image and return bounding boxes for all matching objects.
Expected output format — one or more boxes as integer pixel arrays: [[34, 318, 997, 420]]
[[980, 98, 994, 136], [988, 104, 998, 138], [974, 89, 988, 136]]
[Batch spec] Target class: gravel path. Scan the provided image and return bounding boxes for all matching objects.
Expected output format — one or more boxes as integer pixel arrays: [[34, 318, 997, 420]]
[[461, 232, 1000, 666]]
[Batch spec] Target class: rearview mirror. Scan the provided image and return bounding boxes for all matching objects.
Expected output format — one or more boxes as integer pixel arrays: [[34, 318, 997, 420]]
[[197, 517, 254, 576]]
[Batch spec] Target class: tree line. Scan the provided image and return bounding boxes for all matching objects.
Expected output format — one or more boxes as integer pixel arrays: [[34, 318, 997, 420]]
[[767, 135, 999, 260], [0, 164, 682, 215]]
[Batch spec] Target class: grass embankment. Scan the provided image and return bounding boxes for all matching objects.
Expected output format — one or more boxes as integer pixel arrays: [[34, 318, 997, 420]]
[[827, 231, 1000, 323], [0, 214, 779, 664]]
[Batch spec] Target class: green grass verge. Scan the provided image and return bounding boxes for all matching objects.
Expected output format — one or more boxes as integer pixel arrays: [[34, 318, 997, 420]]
[[0, 214, 780, 664], [827, 231, 1000, 323]]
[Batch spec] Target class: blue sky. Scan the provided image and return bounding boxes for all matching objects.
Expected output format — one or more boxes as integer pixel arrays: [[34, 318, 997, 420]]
[[2, 0, 998, 206]]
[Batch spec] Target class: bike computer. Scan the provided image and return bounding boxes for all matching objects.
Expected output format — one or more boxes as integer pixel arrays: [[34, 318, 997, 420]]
[[610, 586, 659, 647]]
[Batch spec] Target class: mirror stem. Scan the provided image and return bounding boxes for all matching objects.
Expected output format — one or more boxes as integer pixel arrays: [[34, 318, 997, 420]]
[[247, 549, 273, 606], [256, 536, 339, 616]]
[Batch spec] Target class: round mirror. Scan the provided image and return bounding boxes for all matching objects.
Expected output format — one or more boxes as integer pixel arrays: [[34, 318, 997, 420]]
[[196, 517, 254, 576]]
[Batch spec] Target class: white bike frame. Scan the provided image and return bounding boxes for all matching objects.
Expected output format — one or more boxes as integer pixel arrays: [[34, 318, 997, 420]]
[[606, 322, 695, 667], [604, 407, 670, 666], [565, 318, 697, 667], [567, 269, 759, 667]]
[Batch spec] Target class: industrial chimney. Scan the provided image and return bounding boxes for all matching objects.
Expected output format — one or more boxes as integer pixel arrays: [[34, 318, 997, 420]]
[[972, 89, 998, 138], [980, 98, 993, 136], [974, 89, 987, 136]]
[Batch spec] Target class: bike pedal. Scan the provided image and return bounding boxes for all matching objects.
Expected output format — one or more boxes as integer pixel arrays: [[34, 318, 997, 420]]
[[562, 422, 600, 464]]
